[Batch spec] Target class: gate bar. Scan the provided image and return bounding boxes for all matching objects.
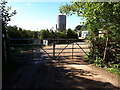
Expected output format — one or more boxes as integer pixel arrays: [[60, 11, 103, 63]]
[[75, 42, 89, 56], [56, 43, 69, 59], [56, 42, 74, 60], [40, 47, 52, 59]]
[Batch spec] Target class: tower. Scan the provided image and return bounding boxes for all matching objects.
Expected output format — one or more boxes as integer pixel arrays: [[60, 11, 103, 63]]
[[56, 15, 66, 31]]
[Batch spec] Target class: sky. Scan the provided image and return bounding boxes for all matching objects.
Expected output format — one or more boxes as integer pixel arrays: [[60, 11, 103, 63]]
[[7, 0, 83, 31]]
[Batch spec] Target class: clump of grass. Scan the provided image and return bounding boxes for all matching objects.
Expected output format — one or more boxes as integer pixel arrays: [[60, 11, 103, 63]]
[[83, 55, 120, 76], [105, 67, 120, 77]]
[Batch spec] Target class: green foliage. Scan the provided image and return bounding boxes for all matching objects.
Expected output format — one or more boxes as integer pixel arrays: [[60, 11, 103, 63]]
[[9, 45, 33, 63], [1, 0, 17, 64], [0, 0, 17, 25], [7, 25, 36, 38], [80, 25, 88, 31], [57, 31, 67, 39], [59, 1, 120, 75], [40, 29, 78, 39], [59, 2, 120, 36], [67, 28, 78, 39], [105, 67, 120, 76], [93, 59, 104, 67], [40, 29, 50, 39], [74, 25, 83, 31], [7, 26, 78, 40]]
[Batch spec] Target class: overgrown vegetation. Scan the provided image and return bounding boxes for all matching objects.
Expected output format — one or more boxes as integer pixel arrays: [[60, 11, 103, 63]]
[[59, 1, 120, 76], [39, 28, 78, 39], [1, 0, 17, 82], [7, 25, 36, 38], [7, 25, 78, 40]]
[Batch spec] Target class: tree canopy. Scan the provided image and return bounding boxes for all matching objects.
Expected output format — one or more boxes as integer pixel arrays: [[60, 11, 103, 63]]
[[0, 0, 17, 26], [59, 1, 120, 74], [74, 25, 83, 31], [1, 0, 17, 62], [59, 2, 120, 40]]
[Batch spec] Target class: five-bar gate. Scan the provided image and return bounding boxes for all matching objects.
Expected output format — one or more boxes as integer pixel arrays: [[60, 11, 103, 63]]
[[9, 38, 89, 62]]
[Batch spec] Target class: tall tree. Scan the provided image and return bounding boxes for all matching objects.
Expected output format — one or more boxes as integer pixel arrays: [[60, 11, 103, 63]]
[[59, 1, 120, 67], [67, 28, 78, 39], [0, 0, 17, 62], [59, 1, 120, 39], [74, 25, 83, 31]]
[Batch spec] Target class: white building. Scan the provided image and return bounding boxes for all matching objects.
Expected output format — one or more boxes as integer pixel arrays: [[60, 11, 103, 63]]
[[81, 31, 89, 38], [43, 40, 48, 46]]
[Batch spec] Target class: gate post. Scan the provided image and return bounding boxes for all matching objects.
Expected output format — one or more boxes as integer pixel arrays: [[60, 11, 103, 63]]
[[72, 43, 74, 59], [53, 42, 55, 60]]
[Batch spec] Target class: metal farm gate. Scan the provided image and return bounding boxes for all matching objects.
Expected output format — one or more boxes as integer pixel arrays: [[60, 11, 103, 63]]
[[9, 38, 89, 62]]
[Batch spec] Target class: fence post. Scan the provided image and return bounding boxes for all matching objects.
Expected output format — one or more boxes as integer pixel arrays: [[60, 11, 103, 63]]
[[72, 43, 74, 59], [53, 42, 55, 60], [32, 42, 33, 61]]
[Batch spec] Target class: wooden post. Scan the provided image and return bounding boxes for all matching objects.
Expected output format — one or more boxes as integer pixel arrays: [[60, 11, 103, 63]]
[[72, 43, 74, 59], [53, 43, 55, 60], [32, 49, 33, 60], [32, 40, 34, 61], [7, 38, 10, 61], [103, 36, 109, 66], [103, 30, 109, 67]]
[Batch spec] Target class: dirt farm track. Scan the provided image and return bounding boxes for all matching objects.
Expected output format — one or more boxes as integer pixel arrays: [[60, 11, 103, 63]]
[[3, 43, 120, 89]]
